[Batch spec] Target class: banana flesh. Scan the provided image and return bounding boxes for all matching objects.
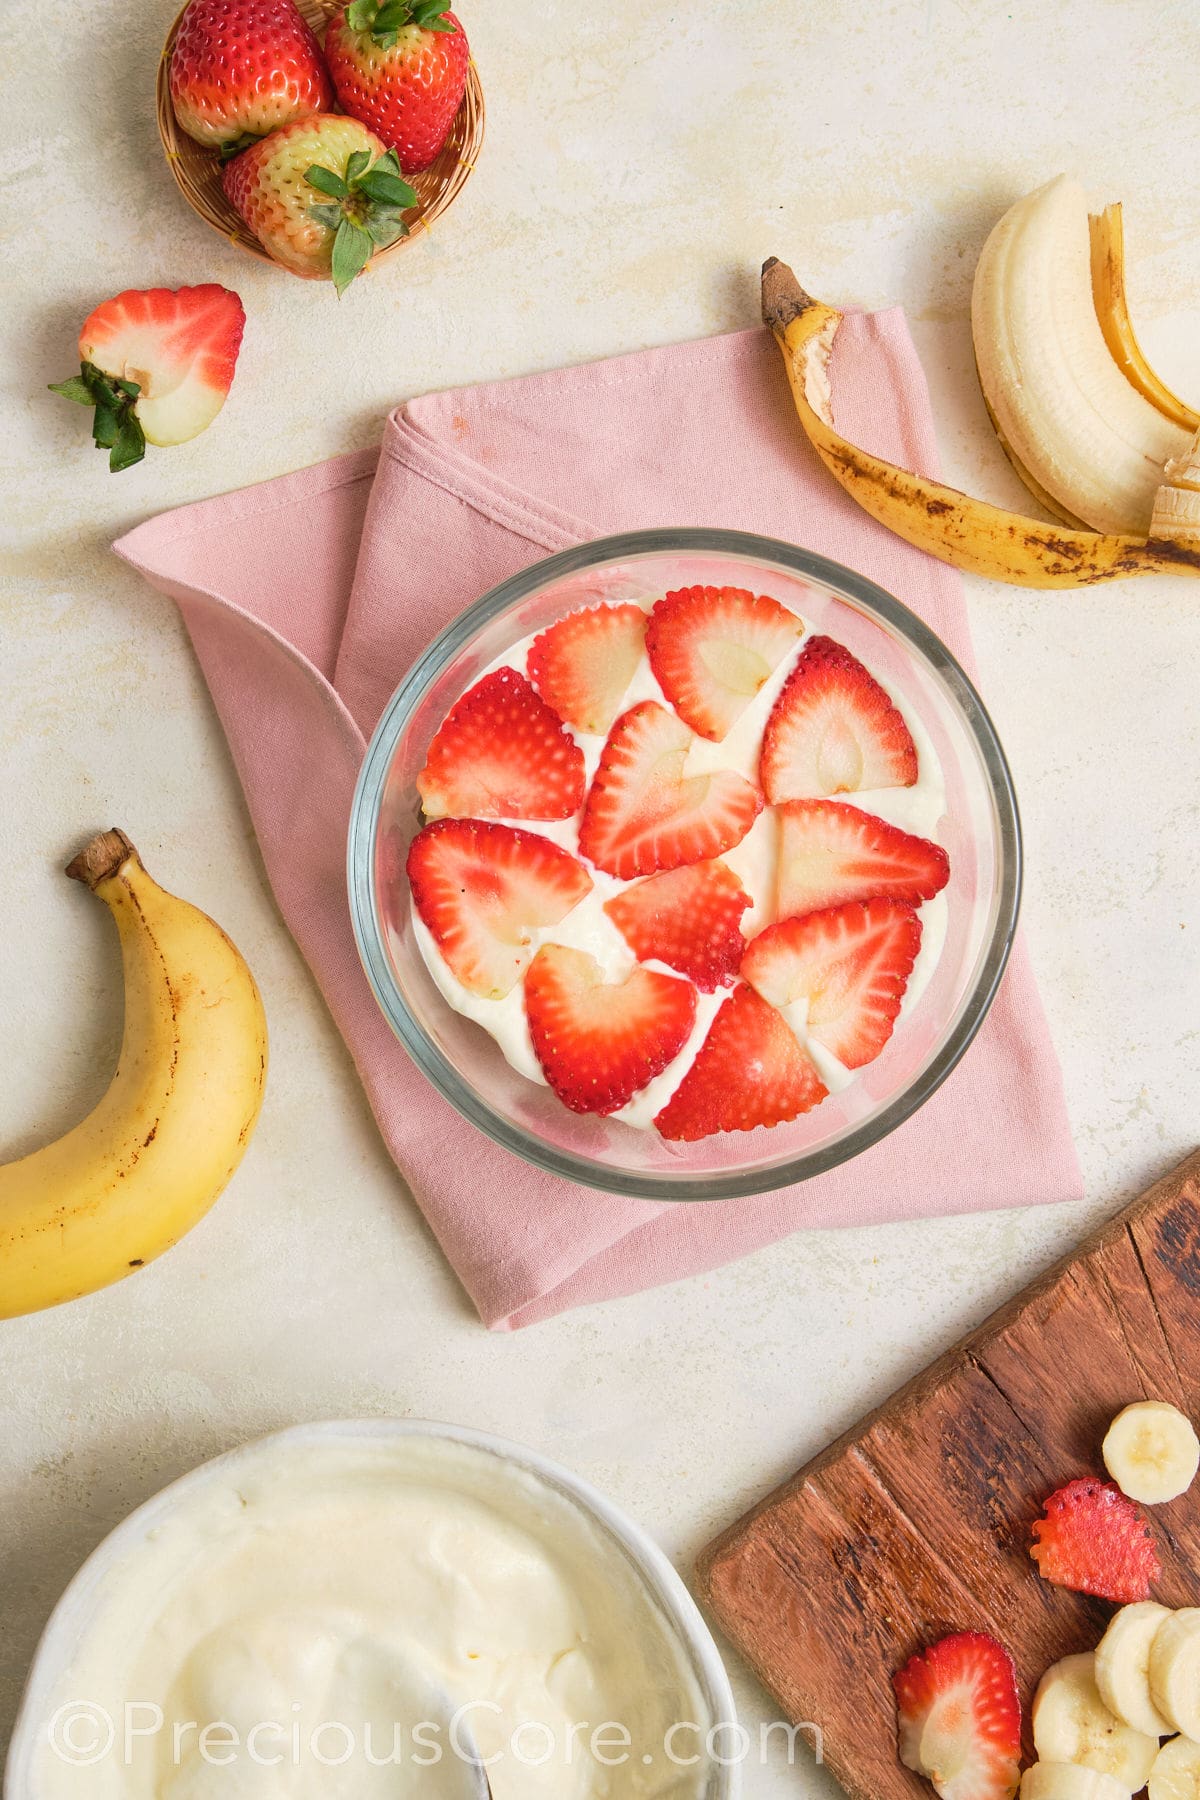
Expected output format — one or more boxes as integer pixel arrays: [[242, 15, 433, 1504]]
[[1103, 1402, 1200, 1505], [1150, 1611, 1200, 1740], [973, 176, 1193, 536], [1021, 1765, 1129, 1800], [1094, 1603, 1175, 1737], [1032, 1652, 1159, 1792], [1149, 1735, 1200, 1800], [0, 831, 268, 1318]]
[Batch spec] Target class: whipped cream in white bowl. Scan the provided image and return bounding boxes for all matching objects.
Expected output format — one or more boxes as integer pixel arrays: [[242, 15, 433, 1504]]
[[348, 528, 1021, 1200], [6, 1421, 737, 1800]]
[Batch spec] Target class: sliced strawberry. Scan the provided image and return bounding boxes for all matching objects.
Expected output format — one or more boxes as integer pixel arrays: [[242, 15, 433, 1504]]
[[653, 984, 827, 1141], [525, 944, 696, 1114], [406, 819, 591, 999], [603, 861, 750, 992], [417, 668, 586, 822], [527, 604, 647, 736], [893, 1632, 1021, 1800], [579, 702, 762, 878], [51, 286, 245, 471], [760, 634, 919, 803], [741, 898, 921, 1068], [645, 585, 803, 741], [1030, 1478, 1160, 1604], [776, 799, 950, 919]]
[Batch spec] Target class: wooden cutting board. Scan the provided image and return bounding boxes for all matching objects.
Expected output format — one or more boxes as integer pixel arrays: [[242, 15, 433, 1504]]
[[696, 1149, 1200, 1800]]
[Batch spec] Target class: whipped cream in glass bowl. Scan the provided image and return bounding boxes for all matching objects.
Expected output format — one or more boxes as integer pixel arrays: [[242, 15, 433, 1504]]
[[8, 1422, 737, 1800], [348, 528, 1020, 1200]]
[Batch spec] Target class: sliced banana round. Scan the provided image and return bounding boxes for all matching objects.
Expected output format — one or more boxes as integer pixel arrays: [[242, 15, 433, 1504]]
[[1151, 1611, 1200, 1738], [1034, 1652, 1160, 1791], [1104, 1403, 1200, 1505], [1149, 1735, 1200, 1800], [1096, 1603, 1176, 1736], [1021, 1762, 1132, 1800]]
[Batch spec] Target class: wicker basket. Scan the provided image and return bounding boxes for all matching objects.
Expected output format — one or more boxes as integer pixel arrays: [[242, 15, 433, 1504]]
[[156, 0, 485, 269]]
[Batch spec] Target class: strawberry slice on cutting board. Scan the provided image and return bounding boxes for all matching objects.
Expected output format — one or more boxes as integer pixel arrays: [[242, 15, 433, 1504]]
[[645, 584, 803, 741], [741, 898, 922, 1068], [603, 860, 750, 992], [50, 286, 245, 472], [407, 819, 592, 999], [776, 799, 949, 919], [417, 668, 586, 822], [579, 701, 762, 878], [893, 1632, 1022, 1800], [527, 603, 648, 736], [1030, 1478, 1161, 1604], [760, 634, 919, 803], [653, 983, 827, 1140], [524, 944, 696, 1114]]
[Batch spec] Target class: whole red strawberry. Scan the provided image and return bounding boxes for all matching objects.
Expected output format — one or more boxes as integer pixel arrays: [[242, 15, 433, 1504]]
[[169, 0, 335, 151], [325, 0, 469, 173]]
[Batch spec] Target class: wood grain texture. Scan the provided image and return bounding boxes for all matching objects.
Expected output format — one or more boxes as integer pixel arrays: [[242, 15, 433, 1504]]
[[696, 1150, 1200, 1800]]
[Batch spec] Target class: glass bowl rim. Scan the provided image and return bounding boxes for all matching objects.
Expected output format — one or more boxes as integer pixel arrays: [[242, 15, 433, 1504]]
[[347, 526, 1022, 1202]]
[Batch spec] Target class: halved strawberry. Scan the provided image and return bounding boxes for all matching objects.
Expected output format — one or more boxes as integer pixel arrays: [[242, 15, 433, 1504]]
[[760, 634, 919, 803], [417, 668, 586, 822], [645, 585, 803, 741], [603, 861, 750, 992], [1030, 1478, 1160, 1604], [653, 984, 827, 1141], [407, 819, 592, 999], [741, 898, 922, 1068], [526, 604, 647, 736], [579, 702, 762, 878], [525, 944, 696, 1114], [50, 286, 245, 472], [776, 799, 950, 919], [893, 1632, 1022, 1800]]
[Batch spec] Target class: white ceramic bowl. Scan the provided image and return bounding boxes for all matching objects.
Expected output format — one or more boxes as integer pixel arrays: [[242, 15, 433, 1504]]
[[6, 1419, 739, 1799]]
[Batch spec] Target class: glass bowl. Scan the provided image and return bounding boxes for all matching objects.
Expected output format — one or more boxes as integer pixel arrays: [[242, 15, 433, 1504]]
[[347, 528, 1021, 1201]]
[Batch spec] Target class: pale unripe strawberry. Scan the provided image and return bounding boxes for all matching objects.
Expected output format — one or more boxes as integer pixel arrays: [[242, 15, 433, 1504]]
[[222, 114, 416, 294], [169, 0, 335, 150]]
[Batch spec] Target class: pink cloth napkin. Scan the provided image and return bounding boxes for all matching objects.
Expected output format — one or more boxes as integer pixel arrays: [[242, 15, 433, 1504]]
[[114, 314, 1082, 1330]]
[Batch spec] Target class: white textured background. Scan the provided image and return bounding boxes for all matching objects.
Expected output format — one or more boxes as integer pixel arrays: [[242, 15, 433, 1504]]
[[3, 0, 1200, 1792]]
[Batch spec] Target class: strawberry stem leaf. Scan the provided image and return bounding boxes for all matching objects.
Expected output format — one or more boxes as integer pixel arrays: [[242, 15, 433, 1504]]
[[346, 0, 455, 43], [49, 362, 147, 472], [218, 132, 260, 162], [356, 167, 416, 207], [331, 217, 374, 297], [306, 164, 349, 199]]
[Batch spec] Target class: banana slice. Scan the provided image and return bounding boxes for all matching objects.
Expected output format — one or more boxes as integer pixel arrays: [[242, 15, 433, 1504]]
[[1149, 1735, 1200, 1800], [1151, 1612, 1200, 1738], [1096, 1604, 1176, 1736], [1021, 1764, 1131, 1800], [1034, 1653, 1160, 1791], [1104, 1404, 1200, 1505]]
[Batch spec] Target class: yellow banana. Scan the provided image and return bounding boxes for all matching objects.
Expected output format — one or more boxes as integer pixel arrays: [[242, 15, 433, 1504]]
[[1090, 202, 1200, 432], [762, 256, 1200, 589], [0, 830, 268, 1318]]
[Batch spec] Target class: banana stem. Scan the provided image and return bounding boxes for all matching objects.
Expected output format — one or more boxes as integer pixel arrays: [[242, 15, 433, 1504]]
[[66, 828, 136, 889]]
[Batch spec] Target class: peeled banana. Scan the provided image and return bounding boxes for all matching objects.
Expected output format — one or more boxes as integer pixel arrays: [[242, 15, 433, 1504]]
[[973, 176, 1193, 536], [1103, 1402, 1200, 1505], [1033, 1652, 1159, 1792], [764, 181, 1200, 588], [0, 831, 268, 1318]]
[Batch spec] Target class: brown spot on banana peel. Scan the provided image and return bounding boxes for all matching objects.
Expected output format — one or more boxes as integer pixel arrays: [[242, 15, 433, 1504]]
[[763, 256, 1200, 589]]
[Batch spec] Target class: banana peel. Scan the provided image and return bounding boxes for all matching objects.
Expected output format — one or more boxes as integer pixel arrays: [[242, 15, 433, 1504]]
[[1090, 203, 1200, 433], [762, 257, 1200, 590]]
